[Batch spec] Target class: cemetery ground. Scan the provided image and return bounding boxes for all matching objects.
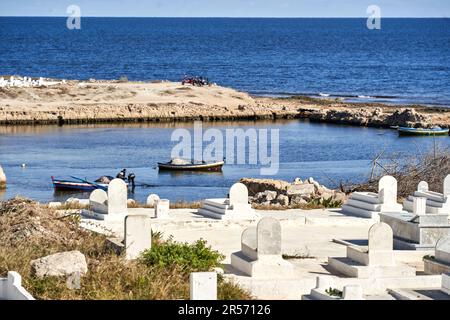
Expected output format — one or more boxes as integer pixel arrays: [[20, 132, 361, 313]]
[[0, 198, 251, 300]]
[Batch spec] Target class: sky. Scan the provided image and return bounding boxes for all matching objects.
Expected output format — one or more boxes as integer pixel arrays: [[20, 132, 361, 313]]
[[0, 0, 449, 17]]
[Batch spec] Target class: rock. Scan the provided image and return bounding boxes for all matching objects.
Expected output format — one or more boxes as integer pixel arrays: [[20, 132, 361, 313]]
[[0, 165, 6, 189], [321, 191, 335, 200], [307, 177, 315, 184], [293, 177, 303, 185], [127, 199, 136, 206], [276, 194, 289, 206], [240, 178, 291, 196], [264, 190, 278, 202], [385, 108, 431, 128], [30, 251, 88, 278], [66, 198, 80, 204], [291, 196, 308, 206], [287, 184, 315, 196], [332, 191, 347, 203]]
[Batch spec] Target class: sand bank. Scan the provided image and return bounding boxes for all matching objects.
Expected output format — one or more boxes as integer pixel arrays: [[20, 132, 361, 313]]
[[0, 79, 448, 127]]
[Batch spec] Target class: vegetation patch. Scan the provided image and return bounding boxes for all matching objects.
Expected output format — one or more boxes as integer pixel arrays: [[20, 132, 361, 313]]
[[0, 197, 251, 300]]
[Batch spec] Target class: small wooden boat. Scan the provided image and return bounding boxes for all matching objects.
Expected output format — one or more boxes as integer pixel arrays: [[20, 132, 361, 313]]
[[397, 126, 449, 136], [52, 176, 108, 191], [158, 158, 224, 172]]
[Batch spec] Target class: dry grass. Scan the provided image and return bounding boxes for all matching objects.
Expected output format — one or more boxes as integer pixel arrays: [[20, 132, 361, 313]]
[[348, 145, 450, 197], [0, 197, 251, 300]]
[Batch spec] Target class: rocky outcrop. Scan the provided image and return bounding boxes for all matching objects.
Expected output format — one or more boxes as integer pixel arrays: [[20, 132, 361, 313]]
[[240, 178, 291, 196], [385, 108, 431, 128], [240, 177, 346, 208], [30, 251, 88, 278], [0, 165, 6, 189], [299, 107, 432, 128]]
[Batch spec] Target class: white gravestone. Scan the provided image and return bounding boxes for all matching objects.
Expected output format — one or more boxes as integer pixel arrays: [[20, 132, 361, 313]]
[[89, 189, 108, 214], [442, 273, 450, 295], [444, 175, 450, 197], [413, 197, 427, 215], [189, 272, 217, 300], [436, 237, 450, 265], [124, 215, 152, 260], [342, 285, 363, 300], [108, 179, 128, 215], [367, 222, 394, 266], [146, 194, 160, 207], [155, 199, 170, 219], [229, 182, 249, 207], [378, 176, 400, 212], [418, 181, 429, 192], [257, 217, 282, 257]]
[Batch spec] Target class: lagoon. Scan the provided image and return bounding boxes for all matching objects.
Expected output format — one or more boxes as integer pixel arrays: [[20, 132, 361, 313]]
[[1, 120, 449, 203]]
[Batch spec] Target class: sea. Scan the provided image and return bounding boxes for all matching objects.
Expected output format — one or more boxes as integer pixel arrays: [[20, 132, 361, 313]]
[[0, 17, 449, 202]]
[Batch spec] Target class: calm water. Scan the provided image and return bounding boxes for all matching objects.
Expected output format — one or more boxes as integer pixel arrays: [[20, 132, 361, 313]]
[[1, 120, 449, 203], [0, 17, 449, 105]]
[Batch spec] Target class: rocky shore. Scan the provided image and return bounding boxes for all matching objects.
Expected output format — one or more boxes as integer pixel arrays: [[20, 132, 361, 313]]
[[0, 78, 449, 127]]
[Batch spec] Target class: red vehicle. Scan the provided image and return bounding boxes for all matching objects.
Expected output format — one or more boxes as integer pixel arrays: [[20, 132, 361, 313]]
[[181, 75, 210, 87]]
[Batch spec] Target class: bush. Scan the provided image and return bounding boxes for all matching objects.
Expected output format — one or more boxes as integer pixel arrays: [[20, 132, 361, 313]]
[[141, 237, 224, 272]]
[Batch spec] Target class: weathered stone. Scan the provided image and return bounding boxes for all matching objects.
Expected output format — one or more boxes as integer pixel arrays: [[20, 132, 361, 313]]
[[264, 190, 278, 202], [108, 179, 128, 215], [276, 194, 289, 206], [146, 194, 160, 206], [287, 184, 315, 196], [240, 178, 290, 195], [190, 272, 217, 300], [291, 195, 308, 206], [293, 177, 303, 185], [125, 215, 152, 260], [127, 199, 136, 206], [257, 217, 282, 256], [30, 251, 87, 278]]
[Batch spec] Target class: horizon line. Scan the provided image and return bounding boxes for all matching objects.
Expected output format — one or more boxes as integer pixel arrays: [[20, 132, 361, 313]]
[[0, 15, 448, 19]]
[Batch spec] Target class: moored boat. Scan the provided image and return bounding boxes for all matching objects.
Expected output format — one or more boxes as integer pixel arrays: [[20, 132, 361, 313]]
[[52, 177, 108, 191], [397, 126, 449, 136], [158, 158, 224, 172]]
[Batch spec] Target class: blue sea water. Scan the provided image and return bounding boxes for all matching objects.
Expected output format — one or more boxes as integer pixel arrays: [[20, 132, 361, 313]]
[[1, 18, 450, 203], [0, 17, 449, 105]]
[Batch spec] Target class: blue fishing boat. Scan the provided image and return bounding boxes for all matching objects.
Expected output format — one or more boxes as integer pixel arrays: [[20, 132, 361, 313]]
[[398, 126, 449, 136], [51, 176, 108, 191]]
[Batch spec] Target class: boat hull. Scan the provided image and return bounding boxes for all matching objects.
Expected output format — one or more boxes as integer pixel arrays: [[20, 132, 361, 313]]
[[398, 127, 449, 136], [52, 180, 108, 191], [158, 161, 224, 172]]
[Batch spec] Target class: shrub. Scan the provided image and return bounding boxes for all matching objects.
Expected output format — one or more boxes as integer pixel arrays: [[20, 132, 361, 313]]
[[141, 237, 224, 272]]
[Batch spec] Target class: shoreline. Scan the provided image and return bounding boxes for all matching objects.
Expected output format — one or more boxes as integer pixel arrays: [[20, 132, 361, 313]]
[[1, 79, 449, 128]]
